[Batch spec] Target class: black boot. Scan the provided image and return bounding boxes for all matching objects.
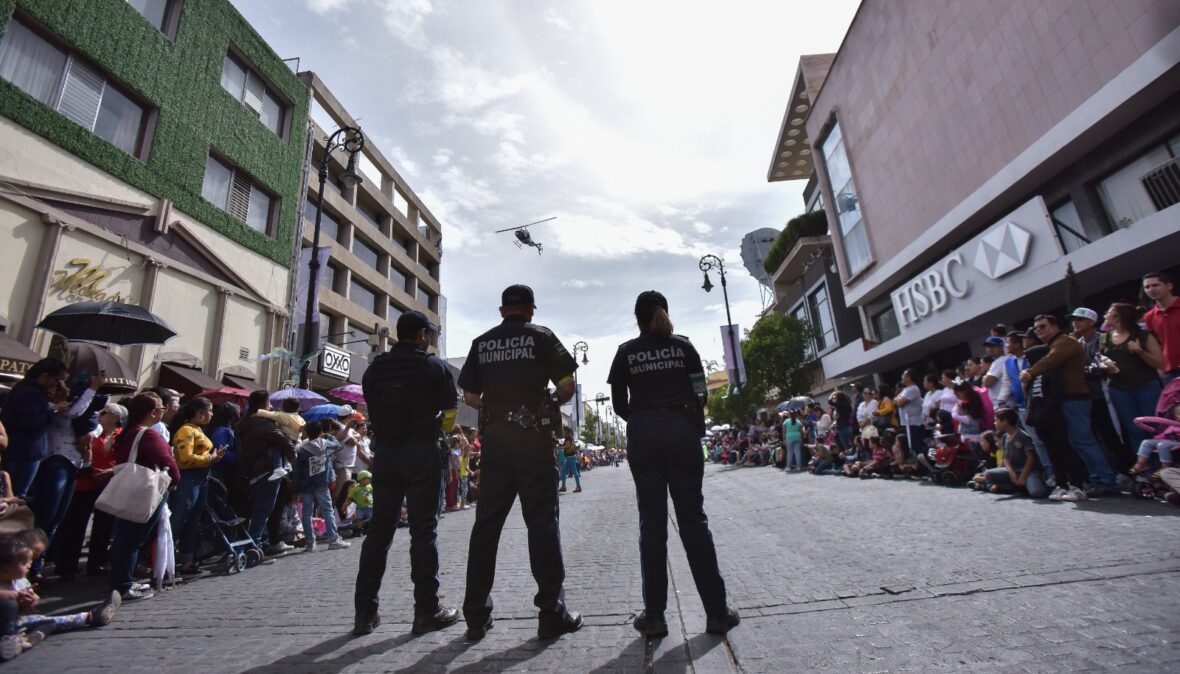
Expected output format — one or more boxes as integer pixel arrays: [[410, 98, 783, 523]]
[[412, 606, 460, 635], [538, 608, 583, 639], [352, 611, 380, 637], [632, 610, 668, 637]]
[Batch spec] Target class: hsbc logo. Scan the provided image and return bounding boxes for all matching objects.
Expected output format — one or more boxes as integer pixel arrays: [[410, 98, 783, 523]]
[[973, 221, 1031, 280]]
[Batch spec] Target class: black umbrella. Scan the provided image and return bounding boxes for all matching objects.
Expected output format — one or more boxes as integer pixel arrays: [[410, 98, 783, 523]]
[[37, 301, 177, 346]]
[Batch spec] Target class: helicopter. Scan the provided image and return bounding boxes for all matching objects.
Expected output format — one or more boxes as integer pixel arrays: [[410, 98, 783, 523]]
[[495, 217, 556, 255]]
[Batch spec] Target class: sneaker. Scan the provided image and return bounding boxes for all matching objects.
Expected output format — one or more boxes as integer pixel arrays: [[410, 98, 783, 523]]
[[705, 607, 741, 635], [304, 543, 317, 553], [328, 539, 351, 550], [1060, 487, 1089, 502], [633, 610, 669, 637], [1047, 487, 1069, 501], [558, 486, 567, 493], [91, 590, 122, 627], [573, 486, 582, 493], [0, 635, 23, 661], [268, 466, 290, 481], [121, 586, 155, 602], [265, 542, 294, 556]]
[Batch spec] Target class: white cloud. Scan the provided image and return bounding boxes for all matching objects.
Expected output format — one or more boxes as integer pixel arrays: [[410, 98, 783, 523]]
[[379, 0, 434, 50], [547, 202, 710, 260], [386, 145, 421, 178], [492, 141, 565, 177], [543, 9, 571, 31], [692, 220, 713, 235], [561, 279, 604, 289], [406, 47, 540, 114], [432, 148, 452, 166], [304, 0, 352, 15]]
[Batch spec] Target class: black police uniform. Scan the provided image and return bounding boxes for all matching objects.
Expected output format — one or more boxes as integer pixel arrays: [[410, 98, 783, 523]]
[[458, 300, 578, 634], [354, 332, 457, 626], [608, 329, 729, 620]]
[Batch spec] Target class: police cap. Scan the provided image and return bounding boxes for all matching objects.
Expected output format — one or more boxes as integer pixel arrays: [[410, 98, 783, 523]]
[[397, 310, 435, 337], [501, 284, 536, 307], [634, 290, 668, 316]]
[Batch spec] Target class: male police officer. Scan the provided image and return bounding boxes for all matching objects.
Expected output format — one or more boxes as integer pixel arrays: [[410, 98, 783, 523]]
[[458, 284, 583, 641], [353, 311, 460, 637]]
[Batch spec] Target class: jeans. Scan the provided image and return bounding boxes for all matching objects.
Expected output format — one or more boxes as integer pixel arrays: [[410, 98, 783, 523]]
[[301, 486, 339, 545], [1018, 407, 1053, 481], [169, 469, 210, 564], [30, 455, 78, 575], [52, 487, 114, 576], [109, 499, 165, 593], [837, 427, 854, 453], [1061, 399, 1118, 491], [786, 439, 803, 469], [560, 455, 581, 489], [983, 466, 1048, 498], [1138, 439, 1178, 464], [354, 439, 442, 617], [625, 410, 727, 617], [6, 458, 41, 500], [1108, 380, 1164, 458], [248, 478, 282, 549]]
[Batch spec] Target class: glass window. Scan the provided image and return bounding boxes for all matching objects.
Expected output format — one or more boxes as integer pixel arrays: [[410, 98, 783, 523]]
[[790, 304, 814, 358], [320, 263, 336, 291], [219, 54, 246, 100], [387, 302, 403, 323], [870, 305, 900, 343], [0, 19, 67, 105], [1097, 145, 1172, 227], [201, 155, 232, 209], [353, 236, 380, 269], [820, 120, 871, 276], [246, 185, 272, 233], [388, 264, 406, 290], [220, 51, 286, 138], [93, 83, 143, 154], [357, 202, 381, 229], [126, 0, 170, 31], [416, 286, 432, 309], [807, 283, 837, 352], [1050, 201, 1089, 253], [260, 88, 283, 136], [305, 199, 339, 242], [349, 279, 379, 314]]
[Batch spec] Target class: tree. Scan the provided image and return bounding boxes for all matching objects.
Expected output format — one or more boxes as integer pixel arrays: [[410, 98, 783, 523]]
[[706, 387, 740, 425], [741, 312, 814, 408], [580, 408, 599, 445]]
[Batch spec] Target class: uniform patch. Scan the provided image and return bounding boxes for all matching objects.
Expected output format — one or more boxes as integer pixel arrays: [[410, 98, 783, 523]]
[[477, 335, 537, 364]]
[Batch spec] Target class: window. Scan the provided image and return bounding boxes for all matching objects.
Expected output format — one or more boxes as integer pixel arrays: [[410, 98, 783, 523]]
[[807, 283, 837, 352], [870, 305, 900, 343], [320, 263, 337, 291], [389, 264, 406, 291], [349, 279, 379, 315], [790, 304, 814, 358], [1097, 144, 1173, 227], [0, 18, 149, 156], [304, 199, 339, 242], [201, 155, 275, 234], [219, 52, 286, 137], [416, 286, 433, 310], [353, 236, 381, 269], [356, 202, 381, 229], [387, 303, 403, 323], [126, 0, 179, 35], [1050, 201, 1089, 253], [820, 121, 870, 276]]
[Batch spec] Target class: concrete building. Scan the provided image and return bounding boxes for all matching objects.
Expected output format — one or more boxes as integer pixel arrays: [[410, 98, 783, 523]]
[[295, 73, 445, 392], [791, 0, 1180, 381], [0, 0, 309, 394]]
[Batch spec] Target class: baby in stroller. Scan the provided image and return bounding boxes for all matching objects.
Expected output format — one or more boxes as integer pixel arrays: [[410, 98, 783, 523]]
[[928, 431, 977, 485], [1128, 379, 1180, 499]]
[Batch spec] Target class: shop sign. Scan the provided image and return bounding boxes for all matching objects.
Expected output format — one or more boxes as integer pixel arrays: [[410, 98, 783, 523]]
[[50, 258, 128, 303], [319, 344, 351, 379], [890, 216, 1035, 332], [0, 358, 32, 377]]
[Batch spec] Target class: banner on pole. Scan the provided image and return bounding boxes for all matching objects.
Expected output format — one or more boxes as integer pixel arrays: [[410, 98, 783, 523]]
[[719, 324, 746, 390]]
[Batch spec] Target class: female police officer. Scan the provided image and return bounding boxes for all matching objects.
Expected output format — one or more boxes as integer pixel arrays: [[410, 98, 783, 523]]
[[607, 290, 739, 637]]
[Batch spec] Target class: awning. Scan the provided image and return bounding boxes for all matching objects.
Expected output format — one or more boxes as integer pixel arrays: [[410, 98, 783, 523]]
[[221, 364, 257, 391], [158, 362, 223, 399], [69, 342, 139, 392], [0, 331, 42, 381]]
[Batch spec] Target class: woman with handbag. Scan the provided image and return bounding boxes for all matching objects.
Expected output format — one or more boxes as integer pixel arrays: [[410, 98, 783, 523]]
[[105, 393, 179, 601]]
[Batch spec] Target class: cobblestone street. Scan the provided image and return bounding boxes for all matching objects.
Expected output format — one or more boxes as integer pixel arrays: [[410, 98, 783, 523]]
[[17, 463, 1180, 673]]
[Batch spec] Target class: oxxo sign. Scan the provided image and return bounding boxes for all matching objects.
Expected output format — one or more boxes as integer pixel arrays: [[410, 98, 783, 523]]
[[319, 344, 351, 379], [890, 217, 1034, 331]]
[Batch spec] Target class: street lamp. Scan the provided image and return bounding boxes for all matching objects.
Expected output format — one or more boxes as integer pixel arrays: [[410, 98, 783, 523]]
[[299, 126, 365, 389], [699, 253, 743, 395], [593, 392, 610, 445], [570, 340, 588, 437]]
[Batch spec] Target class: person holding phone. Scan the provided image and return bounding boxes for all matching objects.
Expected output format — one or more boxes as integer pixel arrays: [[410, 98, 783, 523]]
[[169, 397, 226, 575]]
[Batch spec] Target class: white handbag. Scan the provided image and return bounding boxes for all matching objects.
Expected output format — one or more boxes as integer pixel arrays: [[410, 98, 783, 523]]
[[95, 428, 173, 523]]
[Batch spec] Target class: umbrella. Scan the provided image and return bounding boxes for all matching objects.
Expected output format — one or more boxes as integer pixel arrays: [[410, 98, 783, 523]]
[[783, 396, 814, 412], [269, 388, 327, 411], [68, 342, 138, 392], [301, 404, 343, 422], [328, 384, 365, 404], [0, 330, 42, 381], [37, 301, 177, 346], [199, 386, 253, 406]]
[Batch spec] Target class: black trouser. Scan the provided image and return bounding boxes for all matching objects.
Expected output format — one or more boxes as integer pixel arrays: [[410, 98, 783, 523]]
[[627, 409, 727, 617], [51, 487, 114, 576], [354, 439, 443, 618], [1035, 410, 1088, 490], [463, 423, 566, 627]]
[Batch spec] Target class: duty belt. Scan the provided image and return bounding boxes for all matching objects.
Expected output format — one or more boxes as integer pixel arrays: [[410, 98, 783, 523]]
[[481, 406, 543, 431]]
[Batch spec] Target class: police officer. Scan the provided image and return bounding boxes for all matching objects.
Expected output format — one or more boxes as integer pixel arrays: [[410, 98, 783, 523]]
[[458, 284, 583, 641], [353, 311, 460, 637], [607, 290, 739, 637]]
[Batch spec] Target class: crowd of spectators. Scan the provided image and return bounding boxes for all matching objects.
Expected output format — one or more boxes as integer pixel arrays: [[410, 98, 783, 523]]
[[706, 272, 1180, 508]]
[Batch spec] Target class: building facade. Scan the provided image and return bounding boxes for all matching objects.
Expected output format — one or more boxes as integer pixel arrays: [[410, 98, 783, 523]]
[[296, 72, 445, 391], [794, 0, 1180, 381], [0, 0, 309, 394]]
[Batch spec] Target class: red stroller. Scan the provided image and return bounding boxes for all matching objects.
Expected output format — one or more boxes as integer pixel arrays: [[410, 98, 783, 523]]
[[928, 432, 977, 486]]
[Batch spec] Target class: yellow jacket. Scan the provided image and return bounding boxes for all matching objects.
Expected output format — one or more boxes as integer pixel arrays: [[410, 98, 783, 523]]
[[173, 423, 215, 470]]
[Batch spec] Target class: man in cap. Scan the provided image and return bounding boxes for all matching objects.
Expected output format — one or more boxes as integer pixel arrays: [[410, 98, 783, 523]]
[[1070, 307, 1128, 468], [982, 336, 1014, 408], [353, 310, 460, 637], [458, 284, 583, 641]]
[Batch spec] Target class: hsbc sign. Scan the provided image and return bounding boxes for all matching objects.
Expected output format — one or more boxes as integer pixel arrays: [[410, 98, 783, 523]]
[[890, 199, 1045, 333], [319, 344, 351, 379]]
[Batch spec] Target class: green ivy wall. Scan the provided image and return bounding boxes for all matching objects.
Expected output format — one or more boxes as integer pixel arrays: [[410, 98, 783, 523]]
[[0, 0, 309, 266]]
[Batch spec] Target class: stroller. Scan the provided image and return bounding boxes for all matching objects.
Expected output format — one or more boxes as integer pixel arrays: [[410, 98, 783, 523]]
[[928, 432, 977, 486], [1129, 378, 1180, 500], [194, 476, 266, 573]]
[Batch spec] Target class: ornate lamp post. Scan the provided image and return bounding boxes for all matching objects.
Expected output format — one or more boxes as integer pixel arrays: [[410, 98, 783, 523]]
[[299, 126, 365, 389], [699, 254, 742, 394], [593, 392, 610, 445], [571, 340, 588, 436]]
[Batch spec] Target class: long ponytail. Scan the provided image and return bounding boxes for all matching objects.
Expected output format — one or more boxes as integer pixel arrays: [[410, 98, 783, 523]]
[[647, 307, 674, 339]]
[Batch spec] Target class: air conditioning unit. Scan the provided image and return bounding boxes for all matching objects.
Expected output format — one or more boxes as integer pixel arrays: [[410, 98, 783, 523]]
[[1141, 157, 1180, 211]]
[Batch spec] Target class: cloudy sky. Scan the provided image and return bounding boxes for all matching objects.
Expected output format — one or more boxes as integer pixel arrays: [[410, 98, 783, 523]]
[[234, 0, 860, 395]]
